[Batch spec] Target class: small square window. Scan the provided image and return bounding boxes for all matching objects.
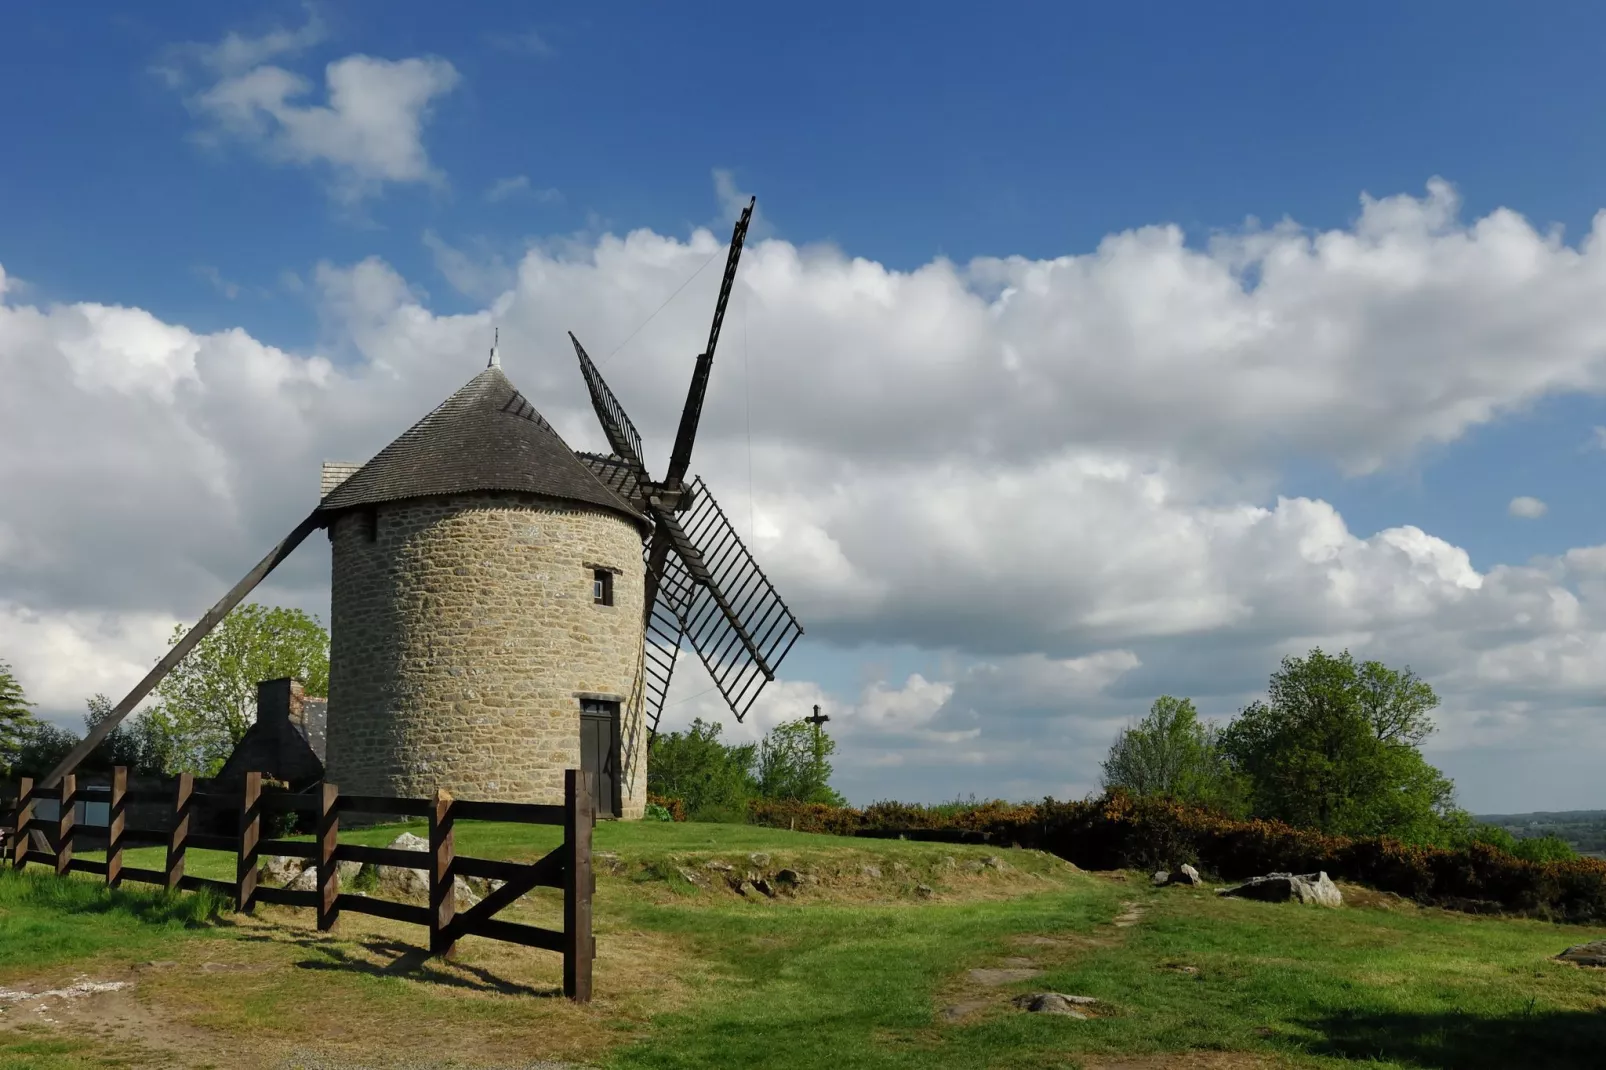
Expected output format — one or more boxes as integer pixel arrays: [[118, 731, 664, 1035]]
[[592, 568, 614, 606]]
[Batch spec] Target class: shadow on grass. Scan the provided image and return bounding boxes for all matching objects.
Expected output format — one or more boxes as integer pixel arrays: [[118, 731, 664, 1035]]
[[228, 930, 558, 997], [1304, 1006, 1606, 1069]]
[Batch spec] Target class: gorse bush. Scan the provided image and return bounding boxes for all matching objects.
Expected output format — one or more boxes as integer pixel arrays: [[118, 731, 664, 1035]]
[[747, 791, 1606, 923]]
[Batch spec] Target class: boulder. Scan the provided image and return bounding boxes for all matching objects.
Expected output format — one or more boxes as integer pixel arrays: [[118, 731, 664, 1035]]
[[258, 855, 304, 886], [1012, 992, 1099, 1017], [286, 866, 317, 892], [1177, 863, 1202, 886], [1557, 940, 1606, 967], [1221, 871, 1342, 907], [1151, 870, 1171, 887], [748, 852, 771, 867], [860, 864, 883, 879], [388, 832, 429, 853]]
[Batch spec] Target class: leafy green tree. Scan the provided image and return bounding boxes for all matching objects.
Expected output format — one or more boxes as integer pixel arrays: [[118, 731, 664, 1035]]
[[8, 721, 78, 779], [0, 659, 35, 773], [1101, 695, 1248, 814], [78, 694, 165, 776], [1218, 648, 1458, 842], [757, 717, 846, 806], [648, 718, 759, 821], [148, 603, 330, 776]]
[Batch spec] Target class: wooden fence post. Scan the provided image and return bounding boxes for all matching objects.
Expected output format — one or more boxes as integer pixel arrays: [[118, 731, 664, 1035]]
[[563, 769, 595, 1003], [106, 767, 126, 889], [11, 778, 32, 870], [237, 771, 261, 912], [429, 789, 455, 957], [165, 772, 193, 893], [55, 774, 75, 877], [316, 782, 339, 931]]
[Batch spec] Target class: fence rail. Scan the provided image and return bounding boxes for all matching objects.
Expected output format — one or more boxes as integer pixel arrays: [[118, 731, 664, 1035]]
[[1, 767, 595, 1002]]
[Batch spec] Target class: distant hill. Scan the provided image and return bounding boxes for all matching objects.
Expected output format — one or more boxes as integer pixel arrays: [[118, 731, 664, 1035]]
[[1474, 810, 1606, 858]]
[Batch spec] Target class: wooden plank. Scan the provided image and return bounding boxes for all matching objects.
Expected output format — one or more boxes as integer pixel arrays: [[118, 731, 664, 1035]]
[[11, 778, 32, 870], [336, 794, 432, 818], [564, 769, 595, 1002], [450, 800, 567, 826], [20, 850, 56, 867], [428, 790, 455, 956], [255, 885, 319, 909], [106, 768, 126, 889], [24, 784, 62, 802], [316, 783, 339, 932], [122, 828, 176, 846], [39, 510, 325, 788], [185, 832, 237, 852], [54, 774, 74, 877], [237, 771, 260, 913], [454, 852, 562, 887], [257, 838, 318, 859], [117, 866, 167, 886], [69, 858, 108, 876], [444, 850, 558, 944], [457, 917, 565, 953], [336, 894, 430, 927], [125, 788, 185, 805], [334, 844, 428, 869], [166, 773, 193, 893], [178, 875, 234, 896]]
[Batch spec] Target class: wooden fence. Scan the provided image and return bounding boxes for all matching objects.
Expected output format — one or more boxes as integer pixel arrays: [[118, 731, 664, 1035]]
[[0, 768, 595, 1002]]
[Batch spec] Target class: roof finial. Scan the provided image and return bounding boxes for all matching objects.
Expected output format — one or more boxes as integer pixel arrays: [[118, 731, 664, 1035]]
[[488, 326, 500, 368]]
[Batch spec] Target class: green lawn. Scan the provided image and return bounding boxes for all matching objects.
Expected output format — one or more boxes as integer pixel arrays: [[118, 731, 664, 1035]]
[[1, 822, 1603, 1069]]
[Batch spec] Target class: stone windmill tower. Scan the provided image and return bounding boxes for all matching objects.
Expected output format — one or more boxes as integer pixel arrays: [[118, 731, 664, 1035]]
[[44, 197, 803, 821]]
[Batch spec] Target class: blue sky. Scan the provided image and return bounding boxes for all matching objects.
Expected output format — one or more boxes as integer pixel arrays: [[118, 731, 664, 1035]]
[[4, 2, 1606, 811]]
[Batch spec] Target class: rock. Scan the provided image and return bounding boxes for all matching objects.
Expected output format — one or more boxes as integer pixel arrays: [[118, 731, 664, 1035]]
[[1177, 863, 1202, 886], [258, 856, 305, 886], [940, 856, 958, 870], [703, 860, 734, 872], [337, 860, 362, 884], [860, 864, 882, 879], [915, 884, 935, 899], [1221, 871, 1342, 908], [981, 855, 1007, 870], [966, 860, 987, 873], [1012, 992, 1099, 1017], [748, 852, 771, 867], [676, 867, 707, 887], [749, 877, 776, 898], [375, 862, 429, 900], [1152, 869, 1171, 887], [1557, 940, 1606, 967], [286, 867, 318, 892], [774, 868, 802, 886], [388, 832, 429, 853], [734, 880, 764, 897], [453, 876, 480, 909]]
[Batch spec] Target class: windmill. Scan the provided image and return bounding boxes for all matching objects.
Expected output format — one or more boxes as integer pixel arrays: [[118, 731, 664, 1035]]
[[569, 196, 803, 738], [40, 195, 801, 796]]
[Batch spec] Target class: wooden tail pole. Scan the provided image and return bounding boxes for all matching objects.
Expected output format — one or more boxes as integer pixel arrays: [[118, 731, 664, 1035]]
[[316, 782, 340, 931], [39, 510, 324, 789], [429, 789, 456, 957], [165, 773, 193, 892], [11, 778, 33, 869], [237, 771, 262, 913], [106, 767, 126, 889], [563, 769, 595, 1003]]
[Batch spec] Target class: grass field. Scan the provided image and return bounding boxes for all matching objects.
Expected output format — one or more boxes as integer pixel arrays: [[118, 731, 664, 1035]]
[[1, 820, 1603, 1069]]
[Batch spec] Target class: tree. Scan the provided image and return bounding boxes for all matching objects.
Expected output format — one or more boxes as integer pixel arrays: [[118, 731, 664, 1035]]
[[1217, 648, 1458, 842], [0, 658, 35, 773], [148, 603, 330, 776], [757, 718, 846, 806], [78, 693, 164, 776], [1101, 696, 1246, 812], [647, 718, 759, 821]]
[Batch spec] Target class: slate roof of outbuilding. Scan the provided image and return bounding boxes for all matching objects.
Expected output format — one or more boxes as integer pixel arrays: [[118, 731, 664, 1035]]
[[317, 366, 649, 527]]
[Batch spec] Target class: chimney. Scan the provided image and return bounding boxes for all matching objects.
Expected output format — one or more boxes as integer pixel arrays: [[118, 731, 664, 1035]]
[[257, 678, 306, 729]]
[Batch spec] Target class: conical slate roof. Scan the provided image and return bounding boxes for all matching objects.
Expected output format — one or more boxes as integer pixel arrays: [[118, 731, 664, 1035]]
[[317, 366, 648, 527]]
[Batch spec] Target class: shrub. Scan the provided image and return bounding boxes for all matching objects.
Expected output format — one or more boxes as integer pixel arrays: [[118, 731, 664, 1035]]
[[746, 792, 1606, 923], [647, 794, 686, 822]]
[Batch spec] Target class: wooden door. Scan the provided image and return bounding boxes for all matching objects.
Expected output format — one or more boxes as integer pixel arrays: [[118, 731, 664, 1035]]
[[579, 700, 620, 818]]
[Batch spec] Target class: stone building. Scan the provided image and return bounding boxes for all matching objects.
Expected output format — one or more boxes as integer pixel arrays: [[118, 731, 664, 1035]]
[[316, 364, 652, 818], [214, 677, 328, 792]]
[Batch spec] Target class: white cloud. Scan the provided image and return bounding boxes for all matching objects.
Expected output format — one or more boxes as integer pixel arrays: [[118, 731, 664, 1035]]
[[486, 30, 555, 58], [8, 177, 1606, 807], [485, 176, 562, 204], [1509, 495, 1548, 518], [154, 5, 327, 87], [165, 15, 459, 202], [1593, 425, 1606, 450]]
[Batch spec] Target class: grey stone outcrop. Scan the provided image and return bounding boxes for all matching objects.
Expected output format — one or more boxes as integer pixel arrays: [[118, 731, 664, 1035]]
[[1220, 870, 1343, 907]]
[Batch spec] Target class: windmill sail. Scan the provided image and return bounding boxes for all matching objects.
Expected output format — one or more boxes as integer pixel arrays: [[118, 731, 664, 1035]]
[[652, 477, 803, 722], [571, 333, 650, 479]]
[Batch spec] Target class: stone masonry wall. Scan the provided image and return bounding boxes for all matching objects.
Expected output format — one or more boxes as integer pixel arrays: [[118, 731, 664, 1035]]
[[325, 492, 648, 818]]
